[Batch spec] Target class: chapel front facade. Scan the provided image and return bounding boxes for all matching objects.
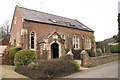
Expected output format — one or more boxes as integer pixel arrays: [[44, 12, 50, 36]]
[[10, 6, 96, 59]]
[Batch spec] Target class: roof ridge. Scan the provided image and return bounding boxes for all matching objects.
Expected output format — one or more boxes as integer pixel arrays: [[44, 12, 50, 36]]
[[18, 6, 77, 21]]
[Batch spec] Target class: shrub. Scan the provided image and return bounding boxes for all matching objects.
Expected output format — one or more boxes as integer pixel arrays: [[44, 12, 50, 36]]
[[41, 49, 49, 60], [14, 49, 37, 66], [86, 48, 95, 57], [73, 60, 80, 70], [8, 47, 22, 65], [86, 49, 92, 57], [110, 45, 118, 53], [72, 49, 82, 59], [15, 56, 79, 79], [96, 48, 102, 53]]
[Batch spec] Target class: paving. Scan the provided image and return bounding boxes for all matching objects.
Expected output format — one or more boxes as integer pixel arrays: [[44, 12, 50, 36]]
[[0, 61, 118, 79], [64, 61, 118, 78], [1, 65, 31, 79]]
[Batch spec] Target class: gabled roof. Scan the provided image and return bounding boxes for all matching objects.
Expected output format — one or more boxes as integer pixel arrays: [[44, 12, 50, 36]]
[[0, 38, 9, 45], [38, 33, 50, 44], [17, 6, 93, 32], [38, 31, 61, 44]]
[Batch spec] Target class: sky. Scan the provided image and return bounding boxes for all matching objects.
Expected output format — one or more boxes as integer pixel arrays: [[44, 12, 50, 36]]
[[0, 0, 119, 41]]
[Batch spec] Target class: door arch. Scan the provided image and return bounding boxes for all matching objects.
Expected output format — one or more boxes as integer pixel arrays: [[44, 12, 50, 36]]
[[51, 43, 59, 59]]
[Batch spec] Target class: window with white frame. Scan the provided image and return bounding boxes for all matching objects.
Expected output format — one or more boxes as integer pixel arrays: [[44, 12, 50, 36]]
[[73, 35, 79, 49], [76, 36, 78, 48], [61, 34, 66, 48], [31, 32, 34, 49], [14, 17, 17, 24], [61, 35, 65, 39], [73, 36, 75, 48], [40, 46, 43, 54], [89, 38, 91, 49], [86, 38, 91, 49]]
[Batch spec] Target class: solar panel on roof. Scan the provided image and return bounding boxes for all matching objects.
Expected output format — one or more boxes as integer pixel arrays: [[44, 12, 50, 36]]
[[82, 26, 87, 28], [48, 19, 57, 23]]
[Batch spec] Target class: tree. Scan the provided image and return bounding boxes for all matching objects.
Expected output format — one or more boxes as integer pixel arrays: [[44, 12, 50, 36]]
[[113, 35, 117, 42], [0, 20, 10, 41], [96, 41, 107, 53], [118, 13, 120, 53]]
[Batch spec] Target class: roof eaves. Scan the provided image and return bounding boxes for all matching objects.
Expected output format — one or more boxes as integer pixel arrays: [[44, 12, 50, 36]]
[[17, 6, 25, 19], [75, 20, 94, 32]]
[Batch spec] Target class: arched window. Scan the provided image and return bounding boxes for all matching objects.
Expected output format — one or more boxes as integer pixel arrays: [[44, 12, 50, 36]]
[[31, 32, 34, 49], [76, 36, 78, 48], [73, 35, 79, 49], [61, 35, 65, 39], [73, 36, 75, 48], [86, 38, 91, 49]]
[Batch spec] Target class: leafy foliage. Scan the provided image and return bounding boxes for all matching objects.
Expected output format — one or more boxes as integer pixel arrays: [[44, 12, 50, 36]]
[[14, 49, 37, 66], [8, 47, 22, 65], [96, 35, 118, 53], [72, 49, 81, 59], [86, 49, 92, 57], [96, 48, 102, 53], [96, 42, 107, 53], [118, 13, 120, 53], [41, 49, 49, 60], [73, 60, 80, 70], [0, 20, 10, 41], [109, 45, 118, 53], [15, 56, 79, 79]]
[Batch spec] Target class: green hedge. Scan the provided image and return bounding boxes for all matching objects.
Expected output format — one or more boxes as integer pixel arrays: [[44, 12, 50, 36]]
[[110, 45, 118, 53], [86, 48, 95, 57], [14, 49, 37, 66], [8, 47, 22, 65], [73, 60, 80, 70], [96, 48, 102, 53], [86, 49, 92, 57]]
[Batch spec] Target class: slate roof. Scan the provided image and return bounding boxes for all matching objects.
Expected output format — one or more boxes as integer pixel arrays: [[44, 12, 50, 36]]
[[38, 33, 50, 44], [18, 6, 93, 32], [38, 31, 61, 44], [0, 38, 9, 45]]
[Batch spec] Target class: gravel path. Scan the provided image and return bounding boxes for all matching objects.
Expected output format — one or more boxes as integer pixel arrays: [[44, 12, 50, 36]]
[[1, 65, 31, 79]]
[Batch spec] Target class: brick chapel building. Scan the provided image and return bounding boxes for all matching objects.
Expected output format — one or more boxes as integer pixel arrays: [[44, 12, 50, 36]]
[[10, 5, 96, 59]]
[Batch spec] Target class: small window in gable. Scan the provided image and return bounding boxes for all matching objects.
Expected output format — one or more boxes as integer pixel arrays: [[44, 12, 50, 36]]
[[31, 32, 34, 49], [61, 35, 65, 39], [14, 17, 17, 24]]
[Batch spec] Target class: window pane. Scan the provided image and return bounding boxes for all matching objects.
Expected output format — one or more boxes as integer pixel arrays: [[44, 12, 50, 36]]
[[31, 32, 34, 49], [73, 36, 75, 48], [62, 35, 65, 39], [76, 36, 78, 48]]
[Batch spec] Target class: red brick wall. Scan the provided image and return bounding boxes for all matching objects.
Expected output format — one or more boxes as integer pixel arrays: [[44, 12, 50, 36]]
[[23, 21, 95, 51], [10, 6, 23, 46]]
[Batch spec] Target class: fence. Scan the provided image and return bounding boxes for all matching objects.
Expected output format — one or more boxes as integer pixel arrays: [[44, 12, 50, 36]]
[[0, 52, 9, 65]]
